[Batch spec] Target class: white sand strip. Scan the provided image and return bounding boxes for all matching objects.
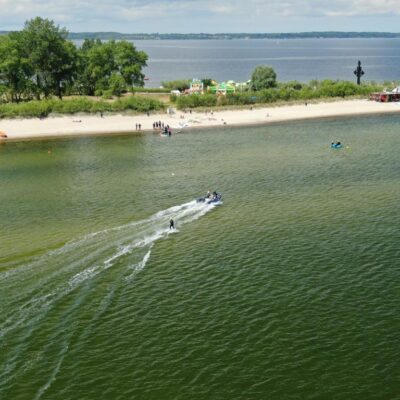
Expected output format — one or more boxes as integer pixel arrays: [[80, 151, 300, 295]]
[[0, 99, 399, 141]]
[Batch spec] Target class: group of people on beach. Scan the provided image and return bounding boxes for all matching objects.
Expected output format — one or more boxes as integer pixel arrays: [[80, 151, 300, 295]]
[[135, 123, 142, 131], [153, 121, 165, 129], [153, 121, 171, 136]]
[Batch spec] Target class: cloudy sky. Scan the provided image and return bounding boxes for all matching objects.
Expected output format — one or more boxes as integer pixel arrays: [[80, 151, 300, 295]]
[[1, 0, 400, 33]]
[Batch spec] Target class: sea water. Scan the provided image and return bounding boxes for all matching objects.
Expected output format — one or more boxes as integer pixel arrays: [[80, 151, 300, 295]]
[[1, 115, 399, 399], [132, 38, 400, 86]]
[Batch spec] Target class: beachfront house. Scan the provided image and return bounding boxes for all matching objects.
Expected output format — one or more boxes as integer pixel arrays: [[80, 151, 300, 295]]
[[370, 87, 400, 102], [208, 82, 236, 95], [188, 79, 204, 94], [208, 80, 250, 95]]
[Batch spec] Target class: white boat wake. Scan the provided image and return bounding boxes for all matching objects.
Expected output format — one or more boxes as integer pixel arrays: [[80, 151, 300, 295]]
[[0, 200, 220, 340]]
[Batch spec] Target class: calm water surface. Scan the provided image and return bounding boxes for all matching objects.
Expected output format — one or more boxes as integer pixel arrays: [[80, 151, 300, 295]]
[[1, 115, 400, 399], [132, 38, 400, 86]]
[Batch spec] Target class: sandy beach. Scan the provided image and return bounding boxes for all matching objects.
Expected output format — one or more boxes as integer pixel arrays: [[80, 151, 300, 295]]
[[0, 99, 399, 140]]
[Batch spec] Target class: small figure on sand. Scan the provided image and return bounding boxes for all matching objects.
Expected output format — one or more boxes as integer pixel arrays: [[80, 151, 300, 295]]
[[169, 219, 175, 230]]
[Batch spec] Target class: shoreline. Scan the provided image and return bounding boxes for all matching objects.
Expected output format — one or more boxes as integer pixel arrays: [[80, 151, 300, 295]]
[[0, 99, 399, 141]]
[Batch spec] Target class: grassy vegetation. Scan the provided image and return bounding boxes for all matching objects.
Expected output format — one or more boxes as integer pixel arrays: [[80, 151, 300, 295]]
[[173, 94, 218, 109], [0, 96, 165, 119], [0, 80, 389, 118], [172, 80, 384, 109], [134, 92, 171, 103], [132, 87, 170, 93], [161, 79, 191, 91]]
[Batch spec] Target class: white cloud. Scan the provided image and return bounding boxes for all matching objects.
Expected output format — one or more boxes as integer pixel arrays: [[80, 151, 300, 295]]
[[324, 0, 400, 16], [1, 0, 400, 31]]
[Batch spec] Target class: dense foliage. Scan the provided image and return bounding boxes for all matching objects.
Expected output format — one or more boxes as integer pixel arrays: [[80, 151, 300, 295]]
[[172, 80, 383, 109], [76, 39, 147, 96], [250, 66, 277, 90], [0, 17, 148, 102], [161, 79, 191, 91], [175, 94, 218, 108], [132, 87, 170, 93], [0, 96, 164, 119]]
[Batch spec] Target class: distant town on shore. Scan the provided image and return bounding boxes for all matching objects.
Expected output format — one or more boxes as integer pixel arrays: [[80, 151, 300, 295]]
[[1, 31, 400, 40]]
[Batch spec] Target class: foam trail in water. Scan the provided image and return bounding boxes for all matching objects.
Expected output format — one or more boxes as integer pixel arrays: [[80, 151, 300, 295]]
[[125, 246, 153, 282], [0, 201, 196, 282], [33, 342, 68, 400], [0, 200, 219, 339]]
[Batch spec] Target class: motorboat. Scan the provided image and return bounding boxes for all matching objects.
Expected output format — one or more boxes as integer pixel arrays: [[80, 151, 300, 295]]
[[197, 192, 222, 204]]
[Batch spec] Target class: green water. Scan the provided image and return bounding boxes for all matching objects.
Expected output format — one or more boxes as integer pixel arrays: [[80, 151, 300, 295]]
[[1, 116, 399, 400]]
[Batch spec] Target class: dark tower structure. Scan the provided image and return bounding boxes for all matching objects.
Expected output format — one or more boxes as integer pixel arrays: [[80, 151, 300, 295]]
[[354, 60, 365, 85]]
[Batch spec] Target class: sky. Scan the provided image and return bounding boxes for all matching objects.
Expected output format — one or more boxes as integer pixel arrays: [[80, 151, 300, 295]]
[[1, 0, 400, 33]]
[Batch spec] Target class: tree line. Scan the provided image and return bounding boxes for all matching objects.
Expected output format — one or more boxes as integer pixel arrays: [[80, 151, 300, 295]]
[[0, 17, 148, 103]]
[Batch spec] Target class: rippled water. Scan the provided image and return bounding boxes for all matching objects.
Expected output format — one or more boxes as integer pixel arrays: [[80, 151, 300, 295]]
[[1, 115, 400, 399], [132, 38, 400, 86]]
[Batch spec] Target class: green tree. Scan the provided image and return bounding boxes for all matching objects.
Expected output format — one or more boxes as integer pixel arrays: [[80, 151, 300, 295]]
[[109, 73, 126, 97], [0, 34, 34, 102], [250, 65, 277, 91], [78, 39, 115, 95], [114, 41, 147, 89], [51, 40, 78, 98], [77, 39, 147, 96], [19, 17, 77, 99]]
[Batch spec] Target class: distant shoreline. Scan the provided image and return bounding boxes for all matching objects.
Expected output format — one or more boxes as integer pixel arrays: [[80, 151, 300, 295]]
[[1, 99, 399, 142], [69, 32, 400, 40], [2, 31, 400, 40]]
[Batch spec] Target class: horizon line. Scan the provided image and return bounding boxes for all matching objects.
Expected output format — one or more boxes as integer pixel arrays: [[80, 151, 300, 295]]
[[1, 30, 400, 35]]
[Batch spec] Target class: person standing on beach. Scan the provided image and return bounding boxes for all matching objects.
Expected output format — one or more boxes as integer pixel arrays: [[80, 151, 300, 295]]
[[169, 219, 175, 230]]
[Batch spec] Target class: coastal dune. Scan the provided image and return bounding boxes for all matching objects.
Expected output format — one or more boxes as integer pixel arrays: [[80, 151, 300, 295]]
[[0, 99, 399, 140]]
